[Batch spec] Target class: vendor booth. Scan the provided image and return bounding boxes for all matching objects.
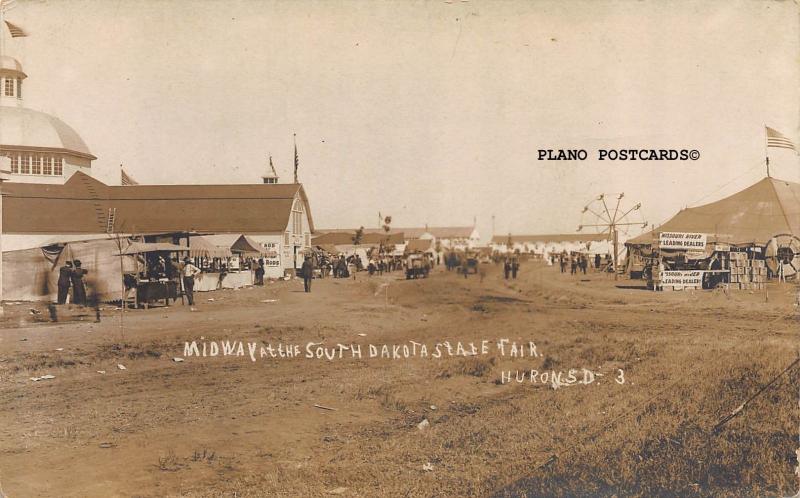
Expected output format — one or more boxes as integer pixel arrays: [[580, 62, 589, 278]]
[[189, 234, 261, 291], [120, 241, 188, 308], [626, 177, 800, 291]]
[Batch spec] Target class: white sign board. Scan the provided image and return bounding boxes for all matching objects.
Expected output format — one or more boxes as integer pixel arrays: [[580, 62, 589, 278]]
[[659, 232, 707, 250], [263, 242, 281, 267], [660, 270, 703, 286]]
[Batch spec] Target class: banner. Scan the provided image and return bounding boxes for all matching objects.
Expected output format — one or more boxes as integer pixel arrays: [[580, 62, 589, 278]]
[[658, 232, 707, 250], [660, 270, 703, 286], [264, 242, 281, 267]]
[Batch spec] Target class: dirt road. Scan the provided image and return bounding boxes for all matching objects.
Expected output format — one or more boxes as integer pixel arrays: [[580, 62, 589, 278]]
[[0, 263, 797, 497]]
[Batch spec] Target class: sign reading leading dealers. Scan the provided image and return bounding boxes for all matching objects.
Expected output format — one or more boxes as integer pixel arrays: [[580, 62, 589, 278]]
[[660, 270, 703, 286], [659, 232, 707, 250]]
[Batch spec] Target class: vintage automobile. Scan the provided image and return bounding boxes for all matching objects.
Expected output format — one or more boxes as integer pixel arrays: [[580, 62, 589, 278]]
[[405, 254, 431, 279]]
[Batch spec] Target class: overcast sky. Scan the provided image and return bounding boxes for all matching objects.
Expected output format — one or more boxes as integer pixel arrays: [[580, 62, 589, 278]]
[[3, 0, 798, 240]]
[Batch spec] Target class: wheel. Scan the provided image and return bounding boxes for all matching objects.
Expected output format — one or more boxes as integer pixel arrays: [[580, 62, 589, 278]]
[[765, 234, 800, 278]]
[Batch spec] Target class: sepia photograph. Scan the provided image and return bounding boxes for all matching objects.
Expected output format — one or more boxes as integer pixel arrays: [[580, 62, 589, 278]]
[[0, 0, 798, 496]]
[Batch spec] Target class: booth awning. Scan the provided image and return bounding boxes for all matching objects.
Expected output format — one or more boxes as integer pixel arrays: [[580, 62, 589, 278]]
[[120, 241, 188, 255], [232, 235, 266, 255], [189, 235, 233, 258]]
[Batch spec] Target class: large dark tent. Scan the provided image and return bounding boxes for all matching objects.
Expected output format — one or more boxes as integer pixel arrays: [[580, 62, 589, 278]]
[[628, 177, 800, 247]]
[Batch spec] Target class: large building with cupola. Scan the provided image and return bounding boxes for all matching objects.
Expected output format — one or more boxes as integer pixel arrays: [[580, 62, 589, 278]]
[[0, 51, 315, 303], [0, 55, 96, 184]]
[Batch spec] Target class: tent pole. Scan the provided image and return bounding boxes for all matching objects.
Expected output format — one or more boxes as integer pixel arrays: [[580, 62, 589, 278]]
[[764, 124, 770, 178], [612, 228, 619, 281], [115, 234, 125, 341]]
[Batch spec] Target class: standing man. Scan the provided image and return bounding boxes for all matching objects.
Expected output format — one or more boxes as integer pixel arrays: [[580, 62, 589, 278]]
[[301, 255, 314, 292], [71, 260, 88, 306], [57, 260, 73, 304], [182, 257, 201, 305], [512, 256, 519, 279], [503, 257, 511, 279], [255, 258, 265, 286]]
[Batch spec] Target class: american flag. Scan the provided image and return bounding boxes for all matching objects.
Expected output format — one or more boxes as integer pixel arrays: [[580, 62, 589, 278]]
[[4, 20, 26, 37], [293, 135, 299, 183], [766, 126, 796, 152], [121, 167, 138, 186]]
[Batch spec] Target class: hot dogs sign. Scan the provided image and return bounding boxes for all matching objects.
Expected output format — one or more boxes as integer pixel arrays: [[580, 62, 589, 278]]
[[658, 232, 707, 250]]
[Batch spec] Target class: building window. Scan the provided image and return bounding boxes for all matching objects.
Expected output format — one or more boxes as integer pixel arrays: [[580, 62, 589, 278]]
[[5, 154, 64, 175], [291, 199, 303, 234], [3, 78, 13, 97], [16, 79, 21, 99], [293, 212, 302, 234], [31, 155, 41, 175]]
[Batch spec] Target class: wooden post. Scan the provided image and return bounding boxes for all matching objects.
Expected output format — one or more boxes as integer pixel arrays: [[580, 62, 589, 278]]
[[612, 228, 619, 281], [0, 164, 6, 316]]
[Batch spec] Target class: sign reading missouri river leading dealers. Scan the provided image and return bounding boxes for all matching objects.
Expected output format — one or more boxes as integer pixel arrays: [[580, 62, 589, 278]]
[[659, 232, 707, 250]]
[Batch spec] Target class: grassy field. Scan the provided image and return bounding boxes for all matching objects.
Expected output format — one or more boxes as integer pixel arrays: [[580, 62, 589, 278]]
[[0, 262, 797, 497]]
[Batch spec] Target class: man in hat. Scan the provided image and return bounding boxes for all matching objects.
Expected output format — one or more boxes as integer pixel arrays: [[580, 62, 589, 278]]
[[57, 261, 73, 305], [255, 258, 265, 285], [181, 257, 202, 305], [301, 255, 314, 292]]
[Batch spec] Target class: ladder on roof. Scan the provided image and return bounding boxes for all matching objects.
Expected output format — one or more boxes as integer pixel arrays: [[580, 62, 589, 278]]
[[106, 208, 116, 234]]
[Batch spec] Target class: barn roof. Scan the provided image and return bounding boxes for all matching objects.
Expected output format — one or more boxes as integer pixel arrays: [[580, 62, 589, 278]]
[[491, 233, 610, 244], [316, 226, 476, 240], [2, 171, 314, 235], [311, 230, 404, 246]]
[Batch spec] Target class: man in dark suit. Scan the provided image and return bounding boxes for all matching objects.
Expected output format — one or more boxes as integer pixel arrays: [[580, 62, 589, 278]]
[[57, 261, 73, 304], [301, 256, 314, 293]]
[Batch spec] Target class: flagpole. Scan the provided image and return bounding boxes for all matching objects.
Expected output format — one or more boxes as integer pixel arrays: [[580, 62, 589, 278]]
[[764, 124, 770, 178], [293, 133, 298, 184], [0, 2, 6, 60]]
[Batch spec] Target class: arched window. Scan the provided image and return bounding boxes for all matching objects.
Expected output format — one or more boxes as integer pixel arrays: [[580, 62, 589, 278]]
[[291, 199, 304, 235]]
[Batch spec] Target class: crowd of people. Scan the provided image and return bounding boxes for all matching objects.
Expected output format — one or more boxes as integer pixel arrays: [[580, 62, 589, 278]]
[[552, 251, 612, 275], [55, 247, 535, 308], [313, 252, 410, 279]]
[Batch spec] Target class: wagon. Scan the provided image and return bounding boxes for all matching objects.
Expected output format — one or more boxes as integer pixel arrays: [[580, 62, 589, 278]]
[[405, 255, 431, 279]]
